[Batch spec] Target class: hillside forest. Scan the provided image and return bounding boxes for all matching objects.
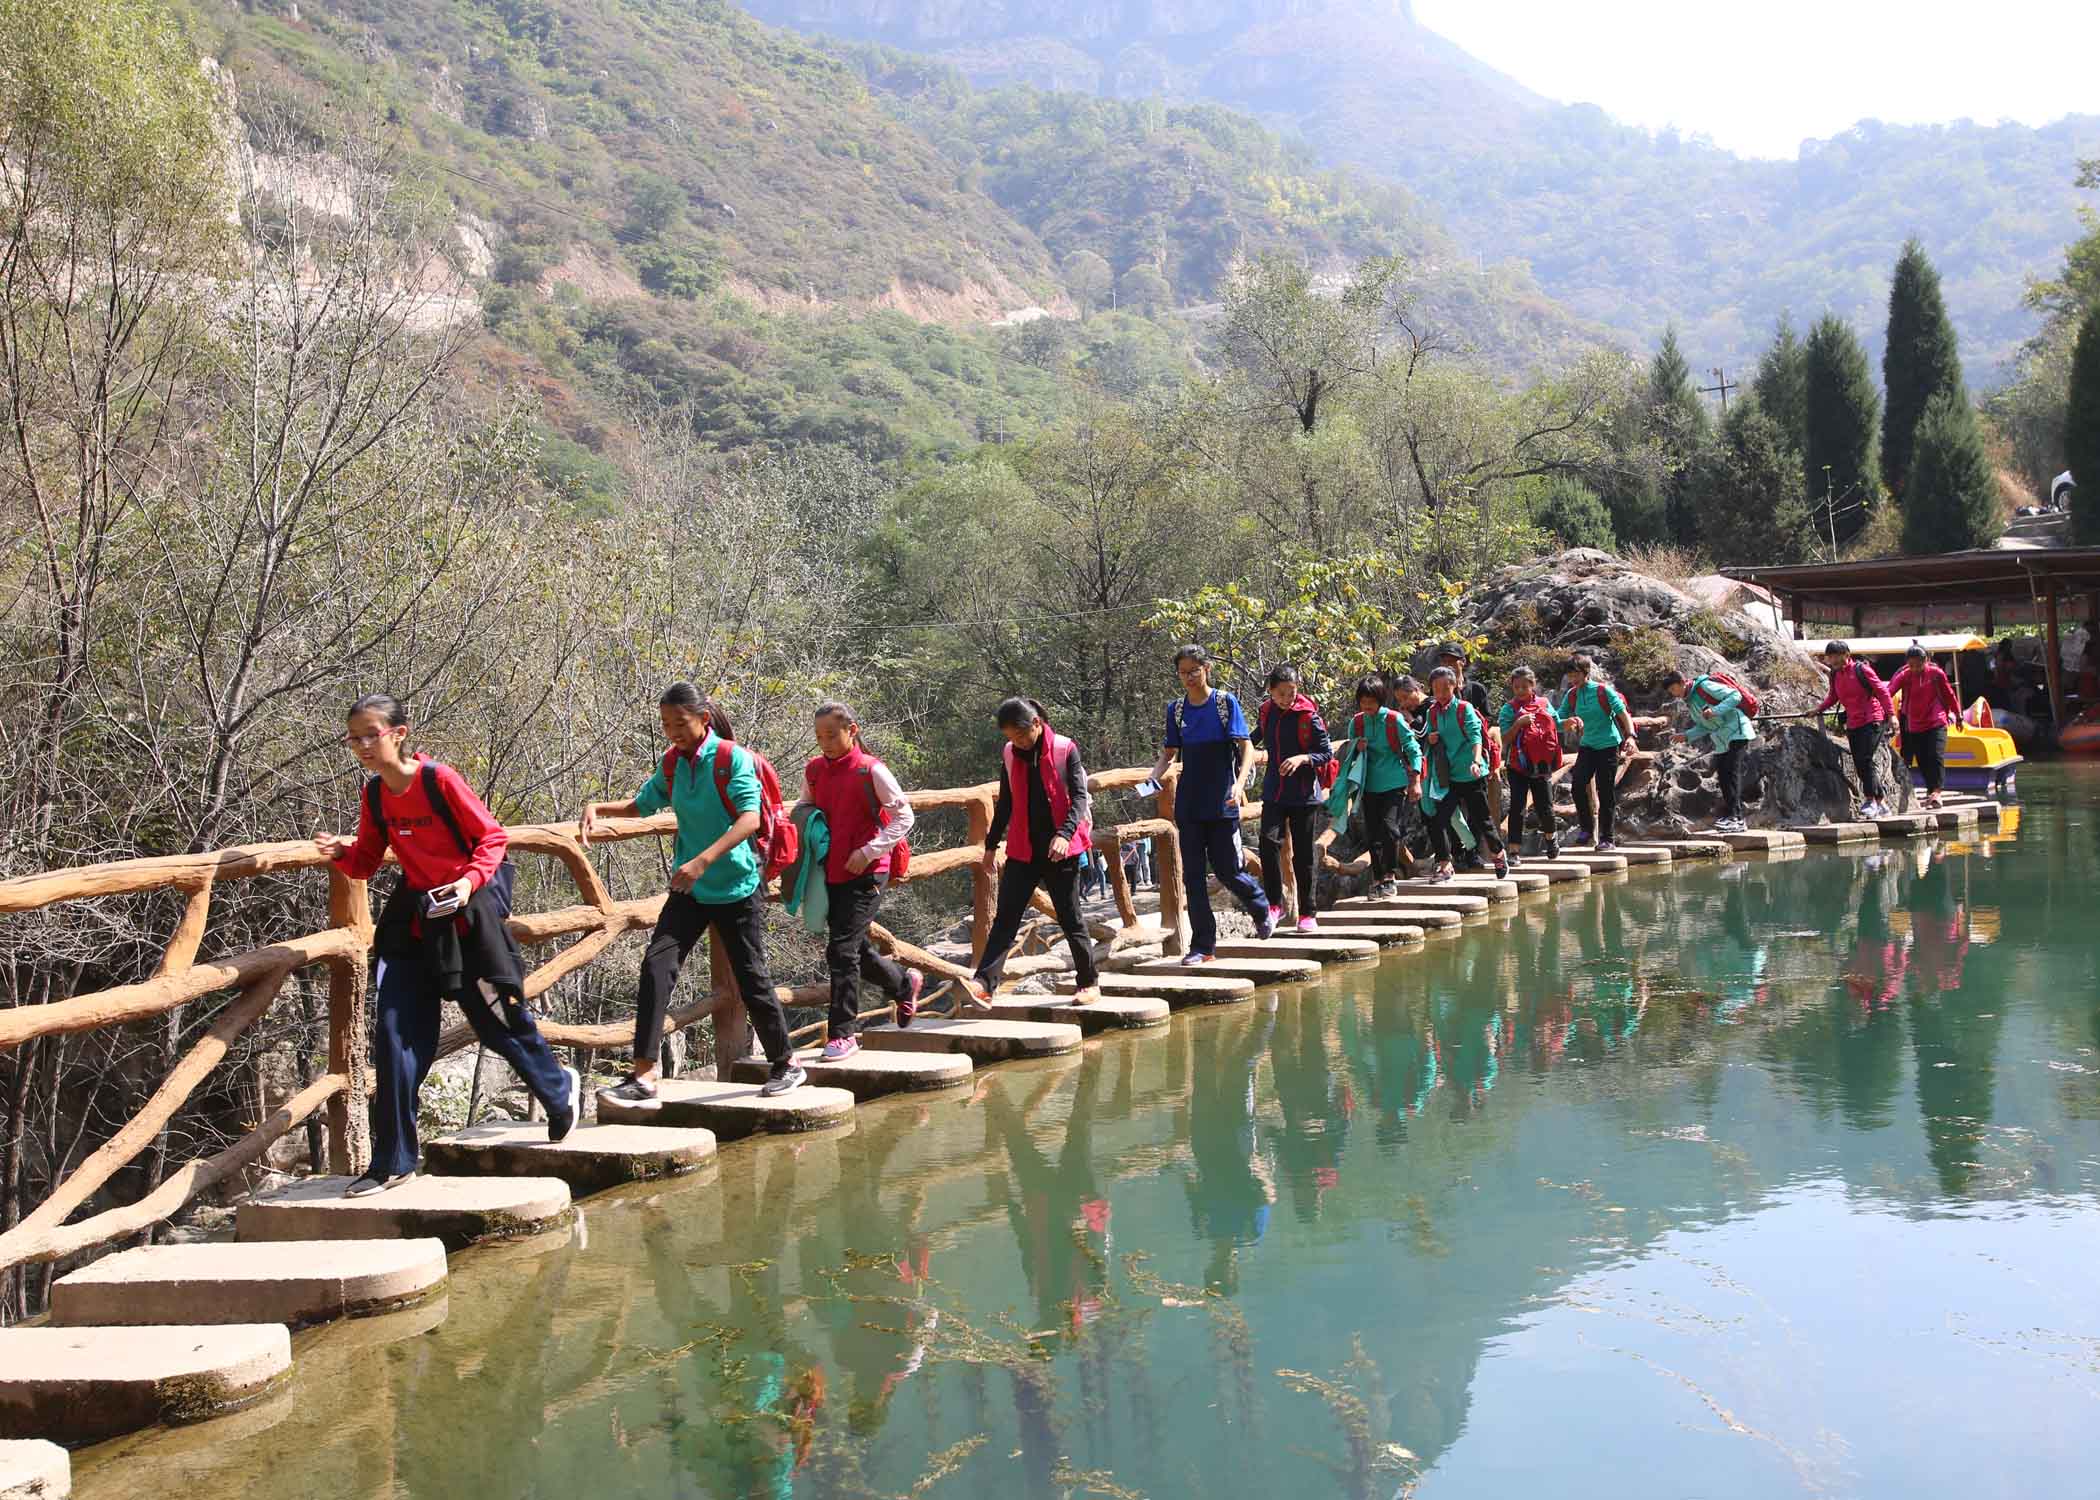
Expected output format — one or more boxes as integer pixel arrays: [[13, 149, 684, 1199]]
[[2, 0, 2100, 1316]]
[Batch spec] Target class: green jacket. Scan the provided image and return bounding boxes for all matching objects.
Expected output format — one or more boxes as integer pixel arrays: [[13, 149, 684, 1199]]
[[1681, 677, 1754, 749], [1342, 707, 1424, 795], [1558, 680, 1628, 751], [1422, 697, 1489, 812], [633, 733, 763, 904], [782, 804, 830, 935]]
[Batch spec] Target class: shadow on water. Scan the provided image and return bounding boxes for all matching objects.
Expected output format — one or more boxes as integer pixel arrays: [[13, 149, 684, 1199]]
[[74, 771, 2100, 1499]]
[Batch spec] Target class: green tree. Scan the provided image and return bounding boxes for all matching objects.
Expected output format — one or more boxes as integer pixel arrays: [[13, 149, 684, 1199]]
[[1061, 249, 1113, 313], [1532, 476, 1615, 551], [1687, 400, 1814, 565], [1900, 391, 1999, 554], [1117, 264, 1172, 314], [1882, 238, 1964, 502], [1752, 313, 1809, 458], [637, 243, 721, 300], [1647, 326, 1711, 545], [1803, 314, 1882, 546], [2069, 307, 2100, 544]]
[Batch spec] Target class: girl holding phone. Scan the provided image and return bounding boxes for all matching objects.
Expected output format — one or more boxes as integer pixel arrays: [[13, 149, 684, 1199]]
[[317, 693, 580, 1197]]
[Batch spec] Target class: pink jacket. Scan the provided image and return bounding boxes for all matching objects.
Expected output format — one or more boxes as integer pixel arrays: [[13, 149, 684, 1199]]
[[1816, 659, 1896, 730], [1889, 662, 1959, 732]]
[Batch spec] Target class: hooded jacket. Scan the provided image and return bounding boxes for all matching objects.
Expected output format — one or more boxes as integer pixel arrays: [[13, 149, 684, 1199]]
[[1257, 694, 1335, 807]]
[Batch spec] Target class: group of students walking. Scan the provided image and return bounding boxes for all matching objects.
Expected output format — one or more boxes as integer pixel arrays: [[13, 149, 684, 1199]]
[[314, 632, 1947, 1194]]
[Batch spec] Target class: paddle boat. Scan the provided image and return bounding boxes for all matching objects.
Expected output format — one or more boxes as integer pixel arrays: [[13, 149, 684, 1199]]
[[2060, 704, 2100, 756]]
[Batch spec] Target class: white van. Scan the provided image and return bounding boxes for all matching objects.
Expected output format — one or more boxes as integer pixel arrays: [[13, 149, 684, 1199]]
[[2053, 470, 2076, 510]]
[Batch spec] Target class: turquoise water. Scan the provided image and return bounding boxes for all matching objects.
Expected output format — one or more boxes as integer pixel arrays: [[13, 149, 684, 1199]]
[[79, 771, 2100, 1499]]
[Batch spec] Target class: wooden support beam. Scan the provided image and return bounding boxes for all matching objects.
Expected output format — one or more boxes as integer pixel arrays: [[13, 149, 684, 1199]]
[[966, 796, 993, 960], [2045, 584, 2068, 728], [326, 869, 373, 1176]]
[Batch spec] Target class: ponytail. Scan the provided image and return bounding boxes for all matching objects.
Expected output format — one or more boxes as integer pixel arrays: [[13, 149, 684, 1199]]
[[995, 696, 1052, 732]]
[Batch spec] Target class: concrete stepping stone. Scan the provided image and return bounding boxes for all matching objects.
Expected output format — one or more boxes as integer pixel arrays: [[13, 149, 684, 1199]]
[[597, 1079, 854, 1140], [1396, 875, 1518, 903], [1297, 919, 1422, 946], [1213, 936, 1378, 963], [1929, 807, 1981, 831], [1551, 850, 1630, 872], [985, 994, 1170, 1033], [1130, 953, 1320, 984], [1327, 906, 1461, 929], [728, 1045, 971, 1101], [1639, 838, 1731, 859], [1604, 845, 1672, 865], [0, 1441, 67, 1500], [425, 1121, 718, 1193], [238, 1173, 572, 1249], [1337, 891, 1491, 914], [1869, 813, 1936, 837], [1719, 830, 1805, 852], [49, 1239, 446, 1331], [1507, 858, 1590, 882], [0, 1324, 290, 1445], [1790, 823, 1880, 845], [862, 1017, 1083, 1061], [1058, 971, 1252, 1007]]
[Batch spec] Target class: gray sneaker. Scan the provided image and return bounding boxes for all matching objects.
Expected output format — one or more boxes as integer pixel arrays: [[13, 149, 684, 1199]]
[[760, 1061, 808, 1097], [597, 1074, 661, 1110]]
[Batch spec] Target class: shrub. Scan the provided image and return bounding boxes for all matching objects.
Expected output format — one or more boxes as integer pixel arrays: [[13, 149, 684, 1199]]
[[1607, 625, 1679, 695]]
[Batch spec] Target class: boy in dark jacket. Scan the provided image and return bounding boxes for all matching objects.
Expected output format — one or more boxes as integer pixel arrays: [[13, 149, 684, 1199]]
[[1255, 664, 1335, 931]]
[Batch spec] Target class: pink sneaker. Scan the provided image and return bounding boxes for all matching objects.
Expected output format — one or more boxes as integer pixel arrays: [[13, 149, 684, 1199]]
[[821, 1035, 861, 1062], [1296, 916, 1318, 933]]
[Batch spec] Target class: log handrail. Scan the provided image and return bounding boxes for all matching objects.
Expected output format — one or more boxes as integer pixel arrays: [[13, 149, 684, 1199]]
[[0, 755, 1212, 1274]]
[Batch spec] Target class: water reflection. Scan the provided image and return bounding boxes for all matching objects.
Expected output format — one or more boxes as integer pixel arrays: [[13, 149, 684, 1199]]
[[76, 776, 2100, 1500]]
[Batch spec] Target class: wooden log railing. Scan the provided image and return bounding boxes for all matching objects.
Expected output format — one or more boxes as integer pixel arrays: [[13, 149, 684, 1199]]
[[0, 757, 1210, 1276]]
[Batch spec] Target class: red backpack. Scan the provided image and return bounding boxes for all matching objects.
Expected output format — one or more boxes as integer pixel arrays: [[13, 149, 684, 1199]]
[[1508, 701, 1564, 776], [857, 763, 912, 878], [662, 741, 799, 883], [1695, 670, 1760, 719]]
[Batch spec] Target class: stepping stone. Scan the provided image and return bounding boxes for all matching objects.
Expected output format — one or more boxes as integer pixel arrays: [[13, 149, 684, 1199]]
[[1870, 813, 1936, 838], [1507, 859, 1590, 882], [1719, 830, 1805, 852], [597, 1079, 854, 1141], [1791, 823, 1880, 845], [1551, 851, 1630, 872], [1395, 875, 1518, 903], [1606, 845, 1673, 865], [728, 1045, 971, 1101], [985, 994, 1170, 1033], [1213, 936, 1378, 963], [1929, 807, 1981, 831], [0, 1441, 67, 1500], [238, 1174, 572, 1249], [0, 1324, 289, 1445], [1328, 906, 1461, 929], [1640, 838, 1731, 859], [1297, 920, 1422, 946], [425, 1121, 719, 1194], [1130, 954, 1320, 984], [1058, 971, 1252, 1008], [49, 1239, 446, 1331], [1337, 891, 1491, 914], [862, 1017, 1082, 1061]]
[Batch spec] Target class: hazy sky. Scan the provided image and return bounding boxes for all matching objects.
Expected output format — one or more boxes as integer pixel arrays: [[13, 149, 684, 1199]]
[[1412, 0, 2100, 160]]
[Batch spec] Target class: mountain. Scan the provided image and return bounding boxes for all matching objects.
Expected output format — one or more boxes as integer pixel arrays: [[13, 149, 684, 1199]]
[[738, 0, 2100, 378]]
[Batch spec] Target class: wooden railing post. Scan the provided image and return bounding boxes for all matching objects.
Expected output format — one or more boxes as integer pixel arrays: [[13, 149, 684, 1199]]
[[1155, 772, 1188, 955], [967, 795, 994, 961], [709, 939, 755, 1077], [325, 867, 372, 1176]]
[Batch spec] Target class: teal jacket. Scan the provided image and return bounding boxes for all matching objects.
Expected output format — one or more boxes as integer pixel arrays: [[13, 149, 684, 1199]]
[[1558, 680, 1628, 751], [782, 805, 830, 935], [1681, 676, 1753, 748], [633, 733, 763, 903], [1422, 697, 1489, 812], [1340, 707, 1424, 795]]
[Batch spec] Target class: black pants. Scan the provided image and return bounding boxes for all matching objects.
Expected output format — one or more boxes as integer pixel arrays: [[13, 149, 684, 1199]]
[[1362, 786, 1410, 880], [1571, 744, 1620, 841], [1847, 724, 1885, 802], [1428, 778, 1504, 861], [636, 889, 792, 1068], [1259, 803, 1320, 914], [826, 873, 910, 1039], [975, 856, 1100, 991], [1506, 771, 1557, 847], [1903, 725, 1947, 795], [1714, 741, 1746, 820], [370, 954, 570, 1179]]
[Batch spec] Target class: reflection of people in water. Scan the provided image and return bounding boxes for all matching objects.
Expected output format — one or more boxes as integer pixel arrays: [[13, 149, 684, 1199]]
[[1904, 847, 1970, 993], [1842, 857, 1910, 1016], [1680, 874, 1771, 1022], [1185, 1006, 1277, 1295], [984, 1053, 1113, 1334], [1270, 994, 1354, 1221], [1902, 847, 2002, 1196]]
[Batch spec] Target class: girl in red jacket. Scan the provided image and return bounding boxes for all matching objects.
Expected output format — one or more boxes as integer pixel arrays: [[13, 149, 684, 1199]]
[[791, 702, 922, 1061], [1888, 642, 1962, 808], [316, 694, 578, 1197]]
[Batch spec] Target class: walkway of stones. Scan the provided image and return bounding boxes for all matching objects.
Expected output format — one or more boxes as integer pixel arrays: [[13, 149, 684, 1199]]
[[0, 797, 2005, 1493]]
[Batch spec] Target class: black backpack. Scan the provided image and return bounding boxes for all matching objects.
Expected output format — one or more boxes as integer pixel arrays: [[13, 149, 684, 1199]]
[[364, 762, 516, 915]]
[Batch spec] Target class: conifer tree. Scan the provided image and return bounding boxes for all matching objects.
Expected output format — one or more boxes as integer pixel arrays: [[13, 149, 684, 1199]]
[[1752, 313, 1809, 458], [1688, 398, 1814, 565], [1803, 314, 1881, 545], [1882, 238, 1964, 501], [1647, 326, 1711, 544], [2070, 306, 2100, 545], [1901, 390, 1998, 554]]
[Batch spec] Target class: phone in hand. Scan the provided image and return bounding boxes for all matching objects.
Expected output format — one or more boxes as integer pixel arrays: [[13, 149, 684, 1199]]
[[425, 886, 464, 918]]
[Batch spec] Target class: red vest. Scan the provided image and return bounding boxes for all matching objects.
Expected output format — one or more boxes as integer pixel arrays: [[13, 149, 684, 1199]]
[[1002, 729, 1092, 863], [803, 744, 894, 884]]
